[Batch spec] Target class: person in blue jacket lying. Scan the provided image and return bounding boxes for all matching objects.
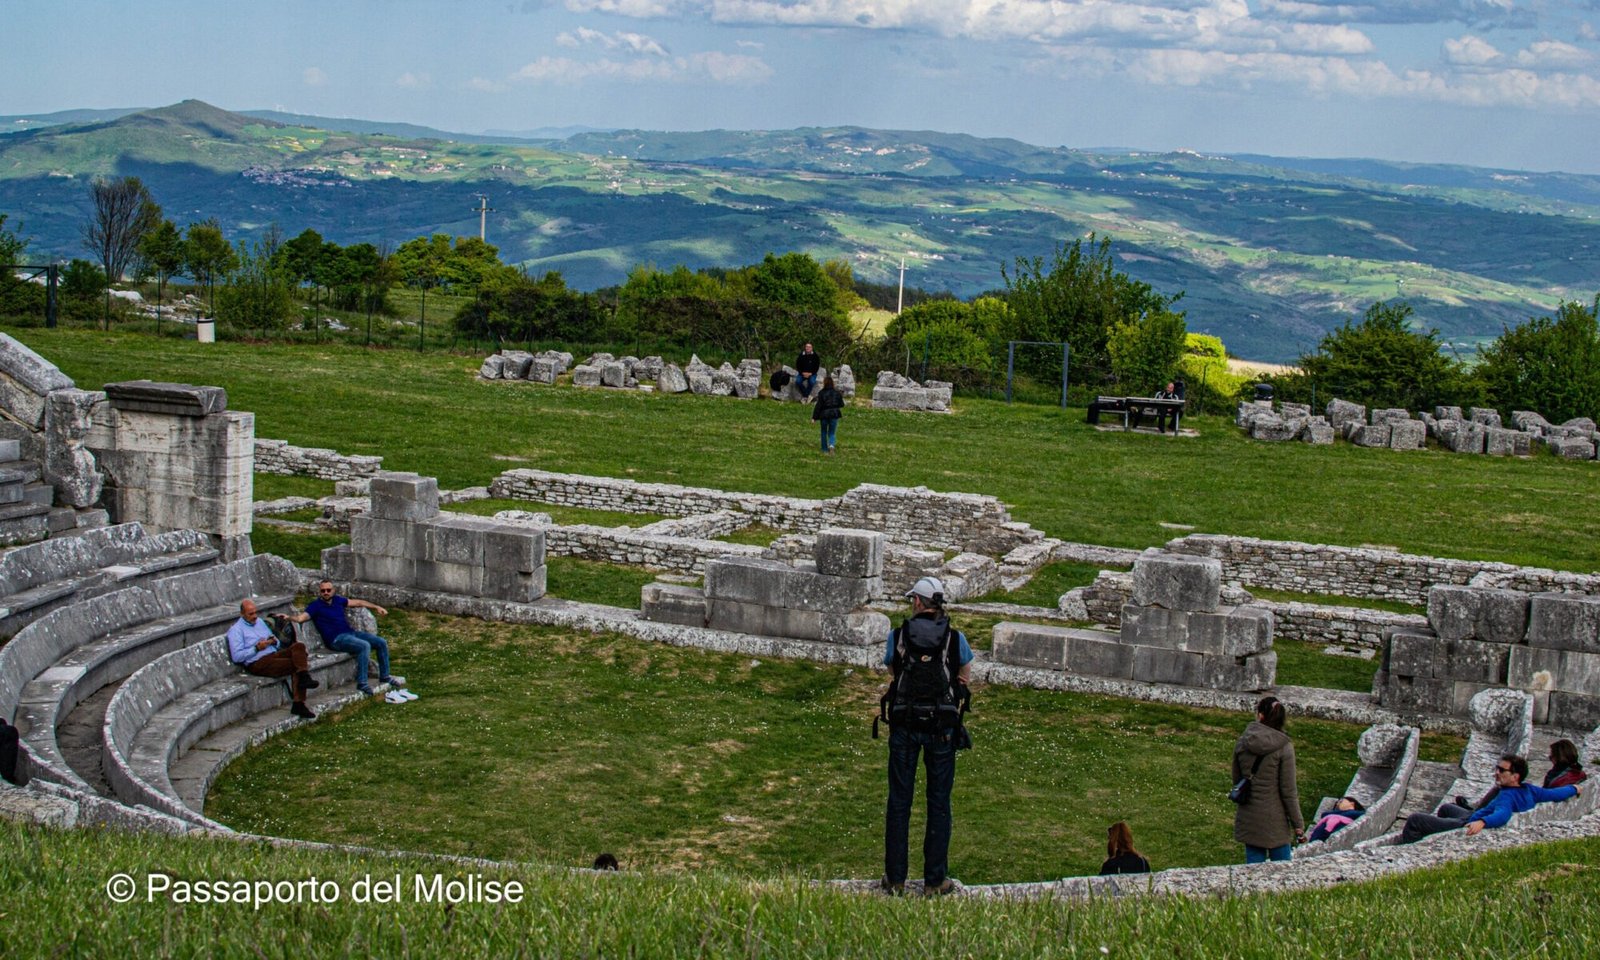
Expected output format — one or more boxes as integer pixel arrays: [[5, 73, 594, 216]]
[[1400, 753, 1584, 844]]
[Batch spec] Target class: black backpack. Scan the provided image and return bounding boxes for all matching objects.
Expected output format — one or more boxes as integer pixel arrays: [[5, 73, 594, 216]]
[[874, 615, 971, 740], [769, 369, 792, 392], [0, 718, 31, 787]]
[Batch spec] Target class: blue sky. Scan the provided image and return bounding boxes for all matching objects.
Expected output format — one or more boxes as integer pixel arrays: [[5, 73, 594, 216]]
[[5, 0, 1600, 173]]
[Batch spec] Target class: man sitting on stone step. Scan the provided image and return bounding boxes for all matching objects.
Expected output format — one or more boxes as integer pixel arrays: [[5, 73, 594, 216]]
[[227, 598, 320, 720], [285, 580, 410, 700], [1398, 753, 1583, 844]]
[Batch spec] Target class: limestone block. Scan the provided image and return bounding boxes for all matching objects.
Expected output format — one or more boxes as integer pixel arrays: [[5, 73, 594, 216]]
[[354, 553, 415, 588], [733, 374, 759, 399], [658, 364, 688, 394], [1326, 399, 1366, 432], [1427, 586, 1529, 643], [1510, 431, 1533, 456], [1185, 606, 1274, 657], [479, 355, 506, 379], [1357, 724, 1412, 767], [1434, 406, 1464, 421], [1119, 603, 1190, 649], [481, 563, 545, 603], [528, 357, 559, 384], [820, 610, 889, 646], [1388, 420, 1425, 451], [1510, 411, 1548, 433], [584, 352, 615, 367], [1543, 435, 1596, 460], [1469, 686, 1533, 734], [414, 559, 478, 595], [1470, 407, 1503, 428], [705, 597, 768, 635], [1484, 426, 1521, 457], [423, 515, 494, 565], [711, 363, 738, 396], [1380, 674, 1453, 714], [992, 622, 1068, 670], [1371, 408, 1411, 425], [571, 364, 602, 387], [1440, 420, 1486, 453], [783, 572, 878, 613], [1065, 631, 1136, 679], [1348, 423, 1392, 448], [320, 543, 355, 582], [1131, 553, 1221, 612], [814, 527, 886, 579], [1547, 691, 1600, 731], [641, 583, 708, 627], [633, 356, 664, 381], [600, 361, 627, 387], [834, 364, 856, 398], [1561, 416, 1597, 432], [1279, 402, 1311, 419], [1507, 645, 1600, 695], [1526, 592, 1600, 653], [1385, 629, 1442, 678], [1301, 418, 1335, 444], [1198, 651, 1276, 691], [500, 352, 534, 379], [0, 333, 74, 399], [764, 605, 823, 640], [103, 380, 227, 417], [482, 524, 544, 573], [1249, 416, 1297, 442], [704, 557, 793, 607], [687, 369, 714, 395], [1236, 400, 1273, 427], [350, 515, 423, 559], [1132, 646, 1202, 685], [367, 472, 439, 522], [43, 387, 103, 509]]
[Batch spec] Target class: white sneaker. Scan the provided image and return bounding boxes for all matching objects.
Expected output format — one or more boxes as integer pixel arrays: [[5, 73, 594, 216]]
[[396, 689, 419, 701], [384, 690, 409, 705]]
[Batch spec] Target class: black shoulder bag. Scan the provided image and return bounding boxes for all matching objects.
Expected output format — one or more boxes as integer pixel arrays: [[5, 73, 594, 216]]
[[1229, 753, 1265, 805]]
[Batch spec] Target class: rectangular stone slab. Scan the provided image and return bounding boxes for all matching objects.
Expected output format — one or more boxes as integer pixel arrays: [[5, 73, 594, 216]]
[[103, 380, 228, 417]]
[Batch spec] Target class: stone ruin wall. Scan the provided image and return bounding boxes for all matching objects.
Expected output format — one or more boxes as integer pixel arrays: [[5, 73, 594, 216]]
[[254, 439, 382, 482]]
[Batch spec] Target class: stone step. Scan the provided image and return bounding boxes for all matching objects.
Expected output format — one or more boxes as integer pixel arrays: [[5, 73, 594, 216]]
[[0, 459, 43, 485], [0, 439, 19, 461], [22, 482, 52, 507]]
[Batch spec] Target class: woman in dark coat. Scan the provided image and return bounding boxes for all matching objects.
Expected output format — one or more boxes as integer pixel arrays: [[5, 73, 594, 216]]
[[1098, 821, 1150, 875], [811, 376, 843, 454], [1232, 695, 1304, 863]]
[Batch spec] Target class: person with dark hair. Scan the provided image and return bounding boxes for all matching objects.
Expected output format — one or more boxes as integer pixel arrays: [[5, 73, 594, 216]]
[[811, 375, 844, 454], [1099, 822, 1151, 875], [1399, 753, 1584, 844], [795, 342, 821, 399], [1307, 796, 1365, 843], [1232, 695, 1304, 863], [1544, 739, 1587, 789], [880, 576, 973, 897], [592, 853, 619, 871]]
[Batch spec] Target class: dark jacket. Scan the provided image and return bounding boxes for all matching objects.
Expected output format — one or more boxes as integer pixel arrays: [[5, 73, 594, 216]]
[[1098, 852, 1150, 875], [812, 387, 844, 422], [796, 351, 821, 375], [1232, 721, 1303, 848]]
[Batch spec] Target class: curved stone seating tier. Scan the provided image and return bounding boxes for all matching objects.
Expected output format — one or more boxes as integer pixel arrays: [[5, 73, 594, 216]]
[[0, 553, 301, 790], [1299, 724, 1420, 856], [103, 635, 360, 827], [0, 523, 219, 636]]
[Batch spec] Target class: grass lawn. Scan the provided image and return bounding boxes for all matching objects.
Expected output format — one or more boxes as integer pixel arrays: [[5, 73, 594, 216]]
[[443, 497, 669, 528], [5, 819, 1599, 959], [205, 613, 1391, 885], [974, 560, 1122, 607], [15, 328, 1600, 572], [1274, 639, 1379, 692]]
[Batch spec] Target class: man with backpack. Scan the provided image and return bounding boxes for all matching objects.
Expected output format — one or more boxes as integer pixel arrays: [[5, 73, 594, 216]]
[[878, 576, 973, 896]]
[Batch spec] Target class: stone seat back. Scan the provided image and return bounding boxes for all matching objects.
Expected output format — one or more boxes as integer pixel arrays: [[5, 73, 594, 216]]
[[1299, 725, 1419, 857]]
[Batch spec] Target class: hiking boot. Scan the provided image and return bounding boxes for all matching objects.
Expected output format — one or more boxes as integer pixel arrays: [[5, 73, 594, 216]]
[[879, 877, 906, 897], [297, 671, 321, 691], [923, 879, 956, 898], [290, 701, 316, 720]]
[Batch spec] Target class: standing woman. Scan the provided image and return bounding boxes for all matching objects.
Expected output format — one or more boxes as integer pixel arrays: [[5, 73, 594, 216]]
[[812, 375, 844, 454], [1233, 695, 1305, 863]]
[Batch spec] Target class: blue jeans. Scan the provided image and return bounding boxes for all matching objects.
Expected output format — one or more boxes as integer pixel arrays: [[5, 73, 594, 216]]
[[1244, 843, 1292, 863], [885, 726, 956, 887], [819, 418, 837, 451], [797, 372, 816, 397], [328, 630, 390, 689]]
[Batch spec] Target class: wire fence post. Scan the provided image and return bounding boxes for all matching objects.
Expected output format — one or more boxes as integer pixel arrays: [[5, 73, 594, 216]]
[[1006, 342, 1015, 404], [1060, 343, 1069, 408]]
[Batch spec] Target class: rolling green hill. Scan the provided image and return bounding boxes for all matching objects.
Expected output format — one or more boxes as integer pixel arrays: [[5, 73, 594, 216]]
[[3, 101, 1597, 361]]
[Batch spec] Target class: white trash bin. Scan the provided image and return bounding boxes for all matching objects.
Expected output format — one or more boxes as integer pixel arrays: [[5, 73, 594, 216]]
[[196, 318, 215, 343]]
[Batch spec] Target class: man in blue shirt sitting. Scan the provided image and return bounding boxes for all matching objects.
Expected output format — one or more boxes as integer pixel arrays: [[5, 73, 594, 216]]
[[1399, 753, 1584, 843], [227, 598, 320, 719], [285, 580, 409, 699]]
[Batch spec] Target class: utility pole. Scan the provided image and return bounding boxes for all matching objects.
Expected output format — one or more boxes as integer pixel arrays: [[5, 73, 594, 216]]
[[896, 257, 906, 315], [472, 195, 494, 242]]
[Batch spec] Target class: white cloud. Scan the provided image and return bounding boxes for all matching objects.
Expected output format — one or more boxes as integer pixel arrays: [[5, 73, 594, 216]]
[[1443, 35, 1502, 66], [303, 66, 328, 87], [557, 26, 670, 55], [1514, 39, 1593, 70], [510, 51, 772, 84], [469, 76, 505, 92], [396, 71, 433, 89]]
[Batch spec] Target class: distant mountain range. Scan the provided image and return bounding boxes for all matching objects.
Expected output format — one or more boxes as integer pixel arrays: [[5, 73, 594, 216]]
[[3, 99, 1598, 361]]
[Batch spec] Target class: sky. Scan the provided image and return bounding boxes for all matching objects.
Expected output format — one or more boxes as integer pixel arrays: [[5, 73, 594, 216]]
[[5, 0, 1600, 174]]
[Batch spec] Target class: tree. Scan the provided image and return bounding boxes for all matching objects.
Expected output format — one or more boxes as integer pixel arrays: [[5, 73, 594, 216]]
[[136, 219, 184, 331], [1296, 300, 1471, 410], [183, 220, 237, 315], [0, 213, 26, 265], [394, 234, 450, 349], [1475, 297, 1600, 424], [1107, 307, 1188, 393], [59, 259, 107, 322], [0, 214, 39, 319], [215, 238, 294, 335], [747, 252, 846, 323], [82, 176, 161, 328], [1001, 234, 1179, 384]]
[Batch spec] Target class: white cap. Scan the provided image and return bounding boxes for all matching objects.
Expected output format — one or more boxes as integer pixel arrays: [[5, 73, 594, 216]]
[[905, 576, 945, 601]]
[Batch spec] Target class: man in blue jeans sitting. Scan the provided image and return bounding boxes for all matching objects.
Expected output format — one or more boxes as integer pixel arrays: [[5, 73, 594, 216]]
[[880, 576, 973, 896], [287, 580, 410, 699]]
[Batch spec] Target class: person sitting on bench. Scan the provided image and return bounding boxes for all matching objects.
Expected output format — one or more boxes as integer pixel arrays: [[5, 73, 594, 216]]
[[228, 598, 319, 720]]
